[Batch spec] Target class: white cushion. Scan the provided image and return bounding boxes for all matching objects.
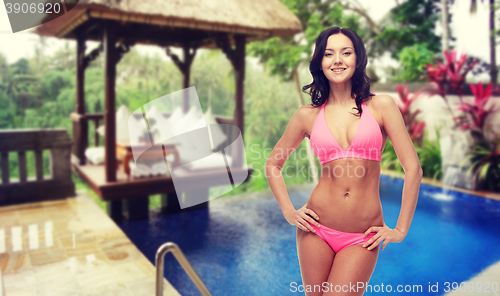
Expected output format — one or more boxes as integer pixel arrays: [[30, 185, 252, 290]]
[[187, 115, 219, 155], [171, 106, 204, 137], [165, 151, 233, 173], [116, 105, 132, 140], [168, 106, 183, 123], [167, 106, 204, 153], [154, 106, 183, 145], [162, 107, 230, 172], [96, 105, 143, 143], [96, 125, 104, 136], [190, 153, 233, 171], [145, 105, 163, 122], [85, 147, 105, 165], [84, 146, 123, 165], [171, 107, 228, 167], [129, 159, 168, 178]]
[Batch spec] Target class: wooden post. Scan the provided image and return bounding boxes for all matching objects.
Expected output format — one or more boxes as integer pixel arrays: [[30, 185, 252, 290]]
[[160, 192, 182, 213], [182, 45, 190, 113], [103, 20, 117, 182], [106, 202, 122, 222], [75, 30, 88, 165], [76, 32, 85, 115], [233, 34, 245, 168], [216, 34, 246, 169], [123, 196, 150, 220]]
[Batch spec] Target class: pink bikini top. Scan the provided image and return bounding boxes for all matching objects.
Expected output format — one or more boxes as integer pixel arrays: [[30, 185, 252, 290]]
[[310, 100, 383, 164]]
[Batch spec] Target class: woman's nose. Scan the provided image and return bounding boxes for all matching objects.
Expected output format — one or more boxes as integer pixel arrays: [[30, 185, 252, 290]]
[[333, 54, 343, 65]]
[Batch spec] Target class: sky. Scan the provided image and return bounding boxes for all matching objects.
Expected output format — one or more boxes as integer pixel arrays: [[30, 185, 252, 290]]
[[0, 0, 492, 80]]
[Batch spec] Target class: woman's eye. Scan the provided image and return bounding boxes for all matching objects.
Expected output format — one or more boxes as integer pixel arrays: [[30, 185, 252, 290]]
[[325, 53, 332, 57], [344, 52, 351, 56]]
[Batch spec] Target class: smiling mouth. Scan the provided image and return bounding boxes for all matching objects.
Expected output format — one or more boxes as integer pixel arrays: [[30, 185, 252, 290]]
[[332, 68, 346, 72]]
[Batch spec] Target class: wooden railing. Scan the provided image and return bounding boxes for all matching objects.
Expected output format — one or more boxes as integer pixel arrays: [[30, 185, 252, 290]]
[[0, 129, 75, 206]]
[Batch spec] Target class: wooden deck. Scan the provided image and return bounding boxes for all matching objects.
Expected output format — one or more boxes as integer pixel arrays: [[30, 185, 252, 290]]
[[73, 161, 254, 201]]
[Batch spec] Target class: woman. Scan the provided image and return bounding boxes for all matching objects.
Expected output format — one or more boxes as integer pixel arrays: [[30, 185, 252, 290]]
[[265, 27, 423, 295]]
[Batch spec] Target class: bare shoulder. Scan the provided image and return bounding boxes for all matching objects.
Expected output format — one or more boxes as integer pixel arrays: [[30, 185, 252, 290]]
[[366, 94, 398, 125], [298, 103, 322, 137], [284, 104, 308, 125], [366, 94, 399, 118], [296, 103, 319, 120], [367, 94, 396, 110], [298, 103, 318, 115]]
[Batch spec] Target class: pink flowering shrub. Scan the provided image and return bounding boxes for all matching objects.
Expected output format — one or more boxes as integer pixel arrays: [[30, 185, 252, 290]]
[[396, 84, 426, 142]]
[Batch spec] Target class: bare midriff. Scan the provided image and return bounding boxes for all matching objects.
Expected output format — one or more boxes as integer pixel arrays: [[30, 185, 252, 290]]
[[306, 158, 384, 233]]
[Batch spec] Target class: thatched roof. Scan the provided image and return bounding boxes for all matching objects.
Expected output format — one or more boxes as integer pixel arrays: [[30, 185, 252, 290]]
[[32, 0, 302, 47]]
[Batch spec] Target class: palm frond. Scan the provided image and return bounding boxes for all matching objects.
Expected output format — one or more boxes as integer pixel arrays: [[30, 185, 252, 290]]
[[478, 162, 491, 181]]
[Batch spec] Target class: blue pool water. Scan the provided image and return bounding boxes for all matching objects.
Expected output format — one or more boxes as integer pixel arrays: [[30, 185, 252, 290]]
[[118, 175, 500, 295]]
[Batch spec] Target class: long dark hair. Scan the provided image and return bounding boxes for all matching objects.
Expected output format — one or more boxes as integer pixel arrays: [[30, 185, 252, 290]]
[[302, 26, 374, 116]]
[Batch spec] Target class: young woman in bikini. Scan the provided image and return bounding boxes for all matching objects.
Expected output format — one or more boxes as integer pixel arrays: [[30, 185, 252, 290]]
[[265, 27, 423, 295]]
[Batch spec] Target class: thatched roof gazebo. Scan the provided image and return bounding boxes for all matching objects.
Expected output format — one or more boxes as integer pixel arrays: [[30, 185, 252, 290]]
[[32, 0, 302, 220]]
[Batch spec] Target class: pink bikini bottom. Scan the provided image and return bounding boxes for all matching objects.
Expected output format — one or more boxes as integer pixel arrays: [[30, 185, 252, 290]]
[[307, 222, 376, 253]]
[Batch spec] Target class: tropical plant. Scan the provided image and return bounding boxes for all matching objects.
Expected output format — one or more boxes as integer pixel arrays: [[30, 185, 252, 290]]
[[452, 81, 500, 191], [425, 49, 480, 135], [382, 129, 442, 181], [381, 138, 403, 173], [395, 44, 435, 82], [415, 129, 442, 180], [425, 50, 500, 190], [454, 82, 497, 133], [395, 84, 426, 142], [426, 49, 478, 97], [459, 138, 500, 192]]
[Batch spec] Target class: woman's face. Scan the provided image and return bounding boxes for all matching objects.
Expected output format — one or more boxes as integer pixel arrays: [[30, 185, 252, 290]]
[[321, 33, 357, 84]]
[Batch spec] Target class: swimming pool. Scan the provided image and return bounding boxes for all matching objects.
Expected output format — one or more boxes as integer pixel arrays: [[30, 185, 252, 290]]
[[118, 174, 500, 295]]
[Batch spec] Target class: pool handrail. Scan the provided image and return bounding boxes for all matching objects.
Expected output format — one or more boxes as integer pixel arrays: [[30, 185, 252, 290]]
[[155, 242, 212, 296]]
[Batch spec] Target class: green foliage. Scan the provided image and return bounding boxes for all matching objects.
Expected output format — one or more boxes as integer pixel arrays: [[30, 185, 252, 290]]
[[244, 59, 300, 146], [394, 44, 435, 82], [10, 58, 30, 75], [40, 69, 74, 102], [375, 0, 443, 60], [0, 91, 12, 128], [460, 139, 500, 192], [84, 67, 105, 113], [381, 138, 404, 173], [415, 129, 442, 180], [382, 130, 443, 180]]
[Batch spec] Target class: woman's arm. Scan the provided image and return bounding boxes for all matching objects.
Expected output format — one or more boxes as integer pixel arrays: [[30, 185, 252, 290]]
[[265, 106, 320, 232], [364, 94, 423, 250]]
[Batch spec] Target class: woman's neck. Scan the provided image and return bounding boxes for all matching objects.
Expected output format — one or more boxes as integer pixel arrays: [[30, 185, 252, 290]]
[[328, 79, 353, 106]]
